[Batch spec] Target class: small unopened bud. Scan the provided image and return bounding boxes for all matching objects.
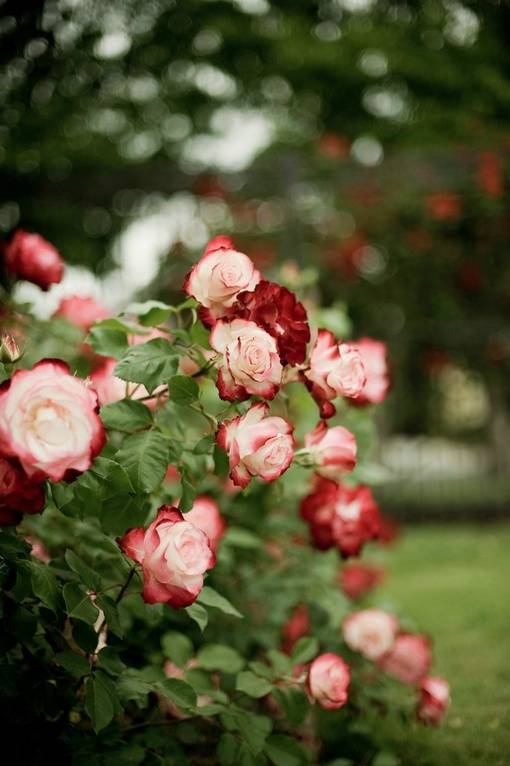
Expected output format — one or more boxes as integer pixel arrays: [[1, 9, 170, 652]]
[[0, 334, 21, 363]]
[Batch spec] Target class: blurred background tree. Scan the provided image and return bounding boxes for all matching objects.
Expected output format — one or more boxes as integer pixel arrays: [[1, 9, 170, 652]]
[[2, 0, 510, 516]]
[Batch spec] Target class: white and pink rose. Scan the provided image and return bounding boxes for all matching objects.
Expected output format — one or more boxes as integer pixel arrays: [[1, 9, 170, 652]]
[[307, 653, 350, 710], [343, 609, 399, 661], [0, 360, 105, 482], [304, 421, 357, 479], [119, 506, 215, 608], [210, 319, 283, 401], [184, 236, 260, 325], [216, 403, 294, 489]]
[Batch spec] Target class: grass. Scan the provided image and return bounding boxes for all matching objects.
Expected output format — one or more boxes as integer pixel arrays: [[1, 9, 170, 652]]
[[372, 523, 510, 766]]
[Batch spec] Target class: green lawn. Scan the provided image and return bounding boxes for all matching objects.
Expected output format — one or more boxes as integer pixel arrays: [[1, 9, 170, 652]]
[[372, 523, 510, 766]]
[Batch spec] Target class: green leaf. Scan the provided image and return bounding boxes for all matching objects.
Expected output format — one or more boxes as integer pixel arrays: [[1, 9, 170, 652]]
[[88, 321, 129, 359], [235, 711, 272, 756], [161, 630, 194, 667], [100, 399, 153, 432], [97, 647, 126, 676], [236, 671, 273, 698], [100, 493, 150, 537], [65, 550, 100, 591], [265, 735, 309, 766], [179, 470, 196, 513], [55, 649, 91, 679], [115, 429, 170, 492], [223, 527, 262, 549], [373, 754, 400, 766], [114, 338, 179, 393], [158, 678, 197, 709], [185, 603, 208, 632], [193, 435, 214, 454], [198, 586, 242, 618], [168, 375, 199, 404], [213, 443, 229, 476], [63, 582, 99, 624], [217, 733, 240, 766], [190, 320, 211, 348], [291, 636, 319, 665], [31, 563, 60, 612], [127, 300, 173, 326], [85, 674, 115, 732], [197, 644, 244, 674]]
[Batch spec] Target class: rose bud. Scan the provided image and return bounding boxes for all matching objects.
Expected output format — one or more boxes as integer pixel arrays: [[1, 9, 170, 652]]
[[216, 402, 294, 488], [350, 338, 390, 406], [417, 677, 450, 725], [210, 319, 283, 401], [304, 421, 357, 479], [0, 334, 22, 364], [343, 609, 399, 660], [0, 360, 105, 482], [184, 236, 260, 325], [304, 330, 366, 418], [3, 230, 64, 290], [282, 604, 311, 655], [234, 280, 311, 365], [0, 457, 45, 526], [307, 653, 350, 710], [119, 506, 215, 608], [378, 633, 432, 685], [340, 562, 385, 600], [300, 479, 381, 558], [185, 496, 226, 553], [53, 295, 110, 331]]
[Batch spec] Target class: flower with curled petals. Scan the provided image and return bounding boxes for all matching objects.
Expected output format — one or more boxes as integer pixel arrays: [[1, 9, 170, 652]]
[[119, 506, 215, 608], [216, 403, 294, 488], [0, 360, 104, 482], [210, 319, 283, 401]]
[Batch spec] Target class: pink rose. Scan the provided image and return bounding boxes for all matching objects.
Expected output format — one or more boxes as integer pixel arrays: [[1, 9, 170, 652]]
[[216, 403, 294, 488], [90, 357, 166, 409], [304, 421, 357, 479], [307, 653, 350, 710], [417, 677, 450, 725], [119, 506, 215, 608], [351, 338, 390, 406], [343, 609, 399, 660], [379, 633, 432, 685], [184, 236, 260, 325], [54, 295, 110, 331], [304, 330, 366, 418], [0, 457, 45, 526], [210, 319, 283, 401], [185, 496, 226, 553], [4, 230, 64, 290], [0, 360, 105, 482]]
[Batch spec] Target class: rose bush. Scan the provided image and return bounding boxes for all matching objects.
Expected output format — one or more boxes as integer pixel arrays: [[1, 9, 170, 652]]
[[0, 230, 449, 765]]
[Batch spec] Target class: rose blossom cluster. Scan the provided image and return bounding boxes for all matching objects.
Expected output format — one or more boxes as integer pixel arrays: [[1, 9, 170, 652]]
[[184, 236, 389, 416], [300, 478, 381, 558], [343, 609, 450, 724]]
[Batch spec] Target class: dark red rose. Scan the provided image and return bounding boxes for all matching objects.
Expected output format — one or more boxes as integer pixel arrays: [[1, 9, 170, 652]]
[[300, 478, 381, 559], [0, 456, 45, 526], [234, 280, 310, 365], [281, 604, 311, 655], [3, 230, 64, 290]]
